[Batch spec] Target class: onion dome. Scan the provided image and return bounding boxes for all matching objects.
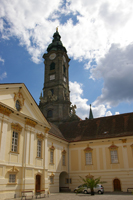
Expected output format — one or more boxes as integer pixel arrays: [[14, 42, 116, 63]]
[[47, 28, 67, 53]]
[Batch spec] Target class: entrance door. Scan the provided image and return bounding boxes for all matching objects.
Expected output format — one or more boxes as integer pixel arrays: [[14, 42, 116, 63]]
[[113, 179, 121, 191], [36, 175, 41, 192], [59, 171, 69, 192]]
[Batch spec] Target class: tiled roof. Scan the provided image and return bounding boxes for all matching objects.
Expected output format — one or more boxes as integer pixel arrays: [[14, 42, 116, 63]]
[[58, 112, 133, 142], [48, 122, 67, 141]]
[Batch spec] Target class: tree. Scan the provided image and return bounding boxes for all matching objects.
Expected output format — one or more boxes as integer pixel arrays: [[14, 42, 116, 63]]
[[79, 176, 106, 195]]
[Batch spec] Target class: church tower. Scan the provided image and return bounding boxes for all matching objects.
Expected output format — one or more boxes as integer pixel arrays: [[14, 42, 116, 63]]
[[39, 28, 71, 125]]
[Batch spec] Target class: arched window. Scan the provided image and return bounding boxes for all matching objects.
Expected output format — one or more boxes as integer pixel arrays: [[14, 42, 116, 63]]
[[50, 62, 55, 70], [47, 110, 53, 118]]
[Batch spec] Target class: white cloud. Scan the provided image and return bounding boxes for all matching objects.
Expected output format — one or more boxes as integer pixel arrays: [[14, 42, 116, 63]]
[[0, 56, 4, 64], [0, 0, 133, 64], [69, 81, 109, 119], [115, 112, 120, 115], [91, 43, 133, 107], [105, 110, 112, 116], [0, 0, 133, 115], [0, 72, 7, 80], [69, 81, 89, 119]]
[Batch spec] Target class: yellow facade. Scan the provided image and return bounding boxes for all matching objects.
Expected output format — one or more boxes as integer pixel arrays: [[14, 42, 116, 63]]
[[0, 83, 133, 199], [69, 137, 133, 192]]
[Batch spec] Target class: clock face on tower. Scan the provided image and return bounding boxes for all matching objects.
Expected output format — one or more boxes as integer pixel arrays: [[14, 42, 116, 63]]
[[49, 53, 56, 60]]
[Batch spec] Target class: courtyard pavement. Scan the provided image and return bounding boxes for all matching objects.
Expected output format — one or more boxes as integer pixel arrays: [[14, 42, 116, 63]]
[[9, 192, 133, 200]]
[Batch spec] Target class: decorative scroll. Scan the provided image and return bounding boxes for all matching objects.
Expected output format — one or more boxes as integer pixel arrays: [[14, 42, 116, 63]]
[[50, 172, 55, 177], [121, 139, 127, 143], [14, 89, 25, 111], [0, 105, 12, 116], [62, 149, 66, 154], [11, 123, 23, 132], [37, 133, 44, 140], [86, 173, 94, 179], [108, 142, 118, 149], [25, 118, 37, 127], [49, 143, 55, 150], [45, 127, 50, 133], [84, 145, 93, 152], [8, 166, 19, 173]]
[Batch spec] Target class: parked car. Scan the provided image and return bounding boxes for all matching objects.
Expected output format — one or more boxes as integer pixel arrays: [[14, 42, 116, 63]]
[[83, 184, 104, 194], [74, 184, 87, 193]]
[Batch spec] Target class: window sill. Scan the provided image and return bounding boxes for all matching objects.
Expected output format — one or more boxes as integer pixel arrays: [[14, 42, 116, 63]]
[[9, 151, 19, 155], [85, 164, 93, 166], [49, 163, 54, 165], [7, 182, 17, 185], [36, 157, 43, 160], [110, 162, 119, 164]]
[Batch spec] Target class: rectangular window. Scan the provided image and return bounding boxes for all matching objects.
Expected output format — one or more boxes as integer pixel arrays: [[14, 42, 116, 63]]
[[110, 150, 118, 163], [11, 131, 18, 153], [66, 178, 72, 184], [9, 174, 16, 183], [50, 151, 54, 163], [62, 154, 65, 166], [37, 140, 42, 158], [85, 152, 92, 165]]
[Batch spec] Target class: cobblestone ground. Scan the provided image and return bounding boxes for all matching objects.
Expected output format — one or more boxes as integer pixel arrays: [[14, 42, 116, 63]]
[[12, 192, 133, 200], [44, 193, 133, 200]]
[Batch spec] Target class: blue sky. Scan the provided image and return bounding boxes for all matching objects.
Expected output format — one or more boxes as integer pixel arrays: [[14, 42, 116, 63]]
[[0, 0, 133, 119]]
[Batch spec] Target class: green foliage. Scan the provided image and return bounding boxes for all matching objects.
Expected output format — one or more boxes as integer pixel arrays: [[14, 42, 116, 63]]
[[75, 186, 85, 194], [79, 176, 106, 194]]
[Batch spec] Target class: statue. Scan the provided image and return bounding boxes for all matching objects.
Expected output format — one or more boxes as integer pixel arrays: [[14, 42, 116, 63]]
[[70, 104, 77, 115]]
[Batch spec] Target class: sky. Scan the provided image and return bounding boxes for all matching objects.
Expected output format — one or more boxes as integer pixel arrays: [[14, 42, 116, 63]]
[[0, 0, 133, 120]]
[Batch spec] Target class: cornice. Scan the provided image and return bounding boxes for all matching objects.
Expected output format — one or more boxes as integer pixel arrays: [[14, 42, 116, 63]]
[[25, 118, 37, 128], [0, 105, 12, 116], [11, 123, 23, 132]]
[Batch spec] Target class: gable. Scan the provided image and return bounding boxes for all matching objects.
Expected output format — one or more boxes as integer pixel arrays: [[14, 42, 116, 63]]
[[0, 83, 50, 126]]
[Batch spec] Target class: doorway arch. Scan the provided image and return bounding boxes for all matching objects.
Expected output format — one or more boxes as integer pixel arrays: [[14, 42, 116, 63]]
[[35, 174, 41, 192], [113, 178, 121, 191], [59, 171, 69, 192]]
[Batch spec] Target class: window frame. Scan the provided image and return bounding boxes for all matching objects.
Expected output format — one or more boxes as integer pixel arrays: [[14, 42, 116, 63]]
[[85, 152, 92, 165], [84, 145, 93, 165], [110, 149, 118, 164], [50, 74, 55, 80], [37, 139, 42, 158], [9, 174, 16, 184], [108, 142, 119, 164], [47, 110, 53, 118], [62, 154, 66, 166], [49, 144, 55, 164], [8, 166, 19, 185], [65, 178, 72, 184], [50, 62, 55, 70], [50, 150, 54, 164], [10, 123, 22, 154], [11, 131, 19, 153]]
